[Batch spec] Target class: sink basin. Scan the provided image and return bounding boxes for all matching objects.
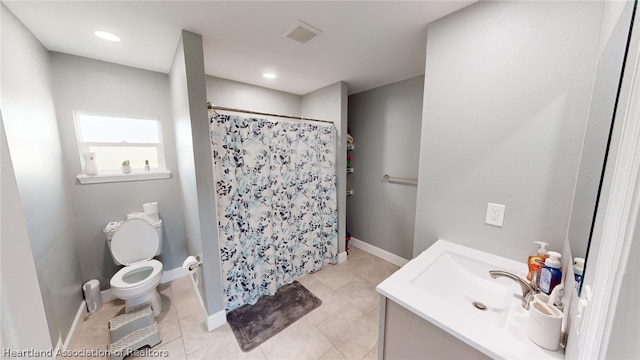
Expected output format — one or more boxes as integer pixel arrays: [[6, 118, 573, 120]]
[[410, 251, 514, 326], [377, 239, 563, 359]]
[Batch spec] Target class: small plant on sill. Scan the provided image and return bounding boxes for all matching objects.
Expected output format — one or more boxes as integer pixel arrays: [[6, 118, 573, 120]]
[[121, 160, 131, 174]]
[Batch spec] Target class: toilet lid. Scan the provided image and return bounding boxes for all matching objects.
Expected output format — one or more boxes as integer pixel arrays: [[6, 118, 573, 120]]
[[111, 218, 160, 265]]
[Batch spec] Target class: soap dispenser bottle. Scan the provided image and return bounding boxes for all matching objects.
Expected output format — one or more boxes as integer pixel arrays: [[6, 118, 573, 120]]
[[527, 241, 548, 282], [539, 251, 562, 295]]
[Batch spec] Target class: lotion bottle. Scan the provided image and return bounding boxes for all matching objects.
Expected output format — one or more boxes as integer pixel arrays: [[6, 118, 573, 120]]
[[539, 251, 562, 295], [527, 241, 548, 282]]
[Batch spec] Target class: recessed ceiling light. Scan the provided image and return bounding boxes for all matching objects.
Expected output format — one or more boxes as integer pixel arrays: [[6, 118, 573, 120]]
[[94, 30, 121, 42], [263, 73, 276, 79]]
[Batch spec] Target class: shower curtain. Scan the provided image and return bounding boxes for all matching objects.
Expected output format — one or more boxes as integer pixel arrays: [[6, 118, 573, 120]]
[[210, 113, 338, 311]]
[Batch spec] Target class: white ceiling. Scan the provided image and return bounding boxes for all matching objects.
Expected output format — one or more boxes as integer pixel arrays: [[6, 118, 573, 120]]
[[4, 0, 475, 95]]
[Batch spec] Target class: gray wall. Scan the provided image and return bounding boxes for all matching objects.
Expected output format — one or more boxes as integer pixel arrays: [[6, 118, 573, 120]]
[[347, 76, 424, 259], [302, 81, 349, 255], [1, 116, 52, 352], [170, 30, 224, 315], [413, 0, 603, 260], [206, 76, 300, 115], [171, 35, 203, 279], [49, 53, 187, 289], [1, 5, 83, 345]]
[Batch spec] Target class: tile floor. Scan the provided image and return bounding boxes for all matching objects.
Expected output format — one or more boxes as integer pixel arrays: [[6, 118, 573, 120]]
[[69, 246, 400, 360]]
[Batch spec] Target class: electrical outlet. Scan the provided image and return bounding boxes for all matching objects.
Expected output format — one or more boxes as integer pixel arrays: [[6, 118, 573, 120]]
[[485, 203, 505, 227]]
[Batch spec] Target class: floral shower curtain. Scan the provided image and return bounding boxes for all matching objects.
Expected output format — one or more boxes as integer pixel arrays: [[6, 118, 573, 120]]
[[210, 113, 338, 311]]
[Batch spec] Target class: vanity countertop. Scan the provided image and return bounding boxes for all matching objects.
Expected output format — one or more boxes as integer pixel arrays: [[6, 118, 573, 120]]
[[376, 239, 564, 360]]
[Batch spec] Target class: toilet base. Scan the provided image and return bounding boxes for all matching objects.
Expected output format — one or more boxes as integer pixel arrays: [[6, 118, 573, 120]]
[[124, 289, 162, 316]]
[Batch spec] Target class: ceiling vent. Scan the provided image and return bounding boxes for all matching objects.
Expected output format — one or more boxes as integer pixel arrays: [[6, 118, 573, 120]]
[[281, 20, 322, 45]]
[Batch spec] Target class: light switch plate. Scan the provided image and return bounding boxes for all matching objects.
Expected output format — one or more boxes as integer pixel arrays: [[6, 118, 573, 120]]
[[485, 203, 505, 227]]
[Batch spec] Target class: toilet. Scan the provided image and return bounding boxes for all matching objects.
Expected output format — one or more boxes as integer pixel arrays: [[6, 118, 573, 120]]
[[108, 216, 164, 316]]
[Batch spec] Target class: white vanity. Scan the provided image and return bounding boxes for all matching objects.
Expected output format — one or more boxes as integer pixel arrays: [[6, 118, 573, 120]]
[[376, 240, 564, 359]]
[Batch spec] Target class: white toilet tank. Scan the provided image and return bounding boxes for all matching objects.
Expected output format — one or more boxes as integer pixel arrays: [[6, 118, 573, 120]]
[[107, 213, 163, 265]]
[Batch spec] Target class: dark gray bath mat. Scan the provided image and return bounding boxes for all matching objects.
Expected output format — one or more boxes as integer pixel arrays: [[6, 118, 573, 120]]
[[226, 281, 321, 352]]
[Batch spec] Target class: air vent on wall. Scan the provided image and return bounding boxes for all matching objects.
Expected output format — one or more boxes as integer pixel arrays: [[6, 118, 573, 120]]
[[281, 20, 322, 45]]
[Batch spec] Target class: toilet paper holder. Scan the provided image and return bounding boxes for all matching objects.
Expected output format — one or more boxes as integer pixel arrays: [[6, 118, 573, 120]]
[[183, 255, 202, 273], [189, 256, 202, 271]]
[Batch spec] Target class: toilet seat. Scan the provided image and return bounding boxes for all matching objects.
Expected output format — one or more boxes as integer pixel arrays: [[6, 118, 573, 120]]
[[110, 218, 160, 265], [110, 259, 163, 298]]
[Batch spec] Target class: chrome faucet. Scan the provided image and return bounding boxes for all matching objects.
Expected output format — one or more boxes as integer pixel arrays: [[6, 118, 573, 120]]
[[489, 270, 538, 310]]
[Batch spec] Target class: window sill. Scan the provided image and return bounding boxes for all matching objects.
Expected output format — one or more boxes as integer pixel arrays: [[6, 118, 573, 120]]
[[77, 170, 171, 184]]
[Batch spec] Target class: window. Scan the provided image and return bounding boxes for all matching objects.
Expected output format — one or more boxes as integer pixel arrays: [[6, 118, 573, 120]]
[[74, 112, 169, 183]]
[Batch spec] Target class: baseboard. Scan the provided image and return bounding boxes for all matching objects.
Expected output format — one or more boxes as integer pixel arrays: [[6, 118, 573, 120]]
[[207, 309, 227, 331], [337, 251, 348, 264], [161, 267, 185, 284], [63, 300, 87, 350], [349, 237, 409, 267]]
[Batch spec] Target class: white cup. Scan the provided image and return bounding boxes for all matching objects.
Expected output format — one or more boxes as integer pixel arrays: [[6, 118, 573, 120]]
[[527, 299, 563, 350]]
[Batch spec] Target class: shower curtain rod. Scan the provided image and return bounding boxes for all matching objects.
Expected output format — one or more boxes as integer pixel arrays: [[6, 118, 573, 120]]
[[208, 103, 335, 125]]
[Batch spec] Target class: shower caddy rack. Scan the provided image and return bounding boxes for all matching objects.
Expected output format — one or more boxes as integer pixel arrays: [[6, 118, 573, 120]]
[[346, 142, 354, 196]]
